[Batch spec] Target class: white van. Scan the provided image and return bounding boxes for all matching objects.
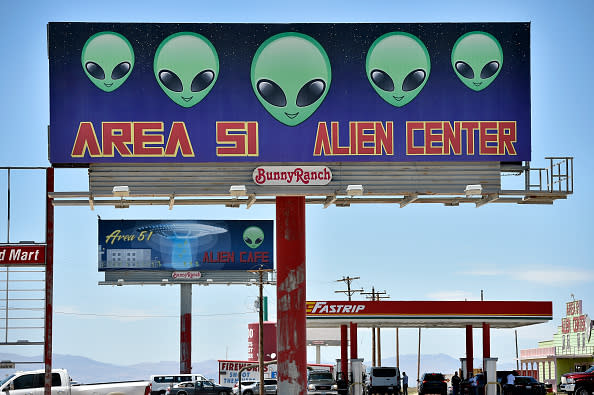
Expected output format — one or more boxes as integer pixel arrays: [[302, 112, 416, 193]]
[[364, 366, 400, 395], [150, 374, 207, 395]]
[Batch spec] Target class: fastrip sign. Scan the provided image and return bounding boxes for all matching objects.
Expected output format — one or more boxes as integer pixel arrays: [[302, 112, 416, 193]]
[[0, 245, 46, 266]]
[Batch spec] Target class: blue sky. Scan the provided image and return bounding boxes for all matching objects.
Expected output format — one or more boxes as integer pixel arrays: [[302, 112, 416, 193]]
[[0, 0, 593, 372]]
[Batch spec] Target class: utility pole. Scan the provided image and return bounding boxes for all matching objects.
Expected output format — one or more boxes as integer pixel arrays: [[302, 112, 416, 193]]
[[361, 287, 389, 366], [249, 266, 272, 395], [335, 276, 363, 301]]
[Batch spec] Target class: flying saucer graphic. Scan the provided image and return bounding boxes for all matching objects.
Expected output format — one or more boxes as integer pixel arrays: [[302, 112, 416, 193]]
[[136, 222, 228, 269]]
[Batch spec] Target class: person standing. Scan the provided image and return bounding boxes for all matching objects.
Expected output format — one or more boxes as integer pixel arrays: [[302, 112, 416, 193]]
[[402, 372, 408, 395], [452, 371, 461, 395], [505, 372, 516, 395], [470, 374, 478, 395]]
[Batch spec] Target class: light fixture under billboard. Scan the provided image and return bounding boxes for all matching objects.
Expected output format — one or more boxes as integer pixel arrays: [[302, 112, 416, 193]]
[[465, 184, 483, 196], [253, 166, 332, 186]]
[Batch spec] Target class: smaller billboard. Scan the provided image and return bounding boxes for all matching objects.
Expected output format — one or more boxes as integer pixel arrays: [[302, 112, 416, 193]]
[[218, 360, 277, 386], [0, 245, 46, 266], [98, 220, 273, 271]]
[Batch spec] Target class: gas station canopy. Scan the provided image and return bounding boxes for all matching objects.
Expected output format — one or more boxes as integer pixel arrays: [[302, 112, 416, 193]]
[[306, 300, 553, 329]]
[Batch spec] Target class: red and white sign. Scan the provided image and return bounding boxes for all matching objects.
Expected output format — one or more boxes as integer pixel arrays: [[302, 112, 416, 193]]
[[252, 166, 332, 186], [172, 271, 202, 280], [0, 245, 46, 266], [218, 359, 277, 386]]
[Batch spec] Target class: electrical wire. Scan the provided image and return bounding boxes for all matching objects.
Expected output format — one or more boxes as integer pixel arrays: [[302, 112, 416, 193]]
[[55, 310, 254, 318]]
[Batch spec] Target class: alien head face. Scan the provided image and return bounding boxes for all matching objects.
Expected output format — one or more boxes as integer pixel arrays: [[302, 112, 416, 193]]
[[251, 32, 331, 126], [154, 32, 219, 108], [366, 32, 430, 107], [451, 31, 503, 92], [243, 226, 264, 249], [81, 31, 135, 93]]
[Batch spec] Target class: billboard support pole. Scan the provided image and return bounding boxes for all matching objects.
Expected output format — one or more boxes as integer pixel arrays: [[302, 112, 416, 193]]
[[180, 283, 192, 374], [44, 167, 54, 395], [276, 196, 306, 394]]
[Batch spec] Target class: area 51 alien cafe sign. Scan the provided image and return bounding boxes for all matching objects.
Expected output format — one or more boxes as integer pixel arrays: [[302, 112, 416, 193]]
[[98, 219, 273, 271], [48, 22, 530, 165]]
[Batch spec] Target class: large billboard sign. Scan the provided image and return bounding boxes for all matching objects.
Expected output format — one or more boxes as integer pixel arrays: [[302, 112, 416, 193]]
[[49, 22, 530, 165], [98, 220, 273, 271]]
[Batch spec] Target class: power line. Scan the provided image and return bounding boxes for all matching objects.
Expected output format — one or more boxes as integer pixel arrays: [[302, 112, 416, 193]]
[[55, 310, 253, 318], [334, 276, 363, 301], [361, 287, 390, 367]]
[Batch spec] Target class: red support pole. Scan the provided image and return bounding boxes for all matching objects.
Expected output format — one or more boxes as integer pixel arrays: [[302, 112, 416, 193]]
[[44, 167, 54, 395], [466, 325, 473, 377], [350, 322, 358, 360], [180, 283, 192, 374], [482, 323, 490, 359], [276, 196, 306, 394], [341, 324, 348, 385]]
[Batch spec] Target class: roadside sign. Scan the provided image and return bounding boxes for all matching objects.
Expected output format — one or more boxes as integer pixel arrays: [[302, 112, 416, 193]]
[[0, 245, 46, 266]]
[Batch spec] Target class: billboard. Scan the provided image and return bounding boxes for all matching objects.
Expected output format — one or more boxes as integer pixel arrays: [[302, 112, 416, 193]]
[[98, 220, 273, 271], [218, 360, 277, 386], [49, 22, 530, 165]]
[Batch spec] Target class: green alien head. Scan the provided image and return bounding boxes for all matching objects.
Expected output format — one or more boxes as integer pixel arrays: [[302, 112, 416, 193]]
[[154, 32, 219, 108], [251, 32, 331, 126], [451, 31, 503, 92], [243, 226, 264, 249], [366, 32, 431, 107], [81, 31, 135, 92]]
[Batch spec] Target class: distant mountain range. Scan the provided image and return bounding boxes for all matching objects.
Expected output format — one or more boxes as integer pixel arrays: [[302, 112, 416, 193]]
[[0, 352, 515, 385]]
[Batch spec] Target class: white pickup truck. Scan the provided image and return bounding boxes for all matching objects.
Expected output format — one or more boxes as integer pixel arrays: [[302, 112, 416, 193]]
[[0, 369, 152, 395]]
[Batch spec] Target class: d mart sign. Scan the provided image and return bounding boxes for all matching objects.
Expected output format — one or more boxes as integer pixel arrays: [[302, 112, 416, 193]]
[[0, 245, 46, 265]]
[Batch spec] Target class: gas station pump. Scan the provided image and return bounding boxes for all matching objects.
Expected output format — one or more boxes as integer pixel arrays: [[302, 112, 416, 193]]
[[484, 358, 498, 395], [350, 358, 364, 395], [460, 358, 468, 380]]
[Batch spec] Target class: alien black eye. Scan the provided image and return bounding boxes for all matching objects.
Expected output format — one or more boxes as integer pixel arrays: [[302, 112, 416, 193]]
[[257, 79, 287, 107], [296, 79, 326, 107], [370, 69, 394, 92], [111, 62, 131, 80], [191, 70, 215, 92], [402, 69, 426, 92], [455, 61, 474, 79], [255, 238, 262, 244], [245, 237, 252, 244], [159, 70, 183, 92], [85, 62, 105, 80], [480, 61, 500, 79]]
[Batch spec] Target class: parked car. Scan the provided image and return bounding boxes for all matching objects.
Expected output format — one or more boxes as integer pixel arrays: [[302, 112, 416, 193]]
[[307, 370, 339, 394], [561, 366, 594, 395], [232, 379, 277, 395], [0, 368, 151, 395], [364, 366, 400, 395], [508, 376, 546, 395], [152, 374, 209, 395], [418, 373, 448, 395], [166, 380, 232, 395]]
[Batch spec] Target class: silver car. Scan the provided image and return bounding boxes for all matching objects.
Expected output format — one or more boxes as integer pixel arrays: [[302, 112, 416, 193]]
[[233, 379, 277, 395]]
